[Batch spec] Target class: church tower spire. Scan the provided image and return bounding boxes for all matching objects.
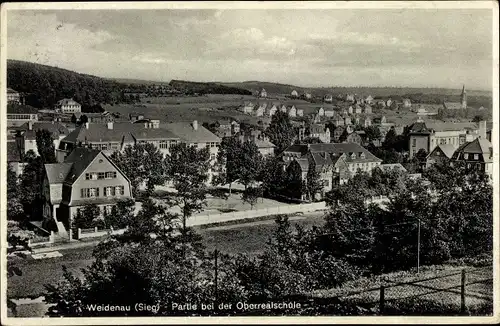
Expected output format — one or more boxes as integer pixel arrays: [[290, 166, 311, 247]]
[[461, 84, 467, 109]]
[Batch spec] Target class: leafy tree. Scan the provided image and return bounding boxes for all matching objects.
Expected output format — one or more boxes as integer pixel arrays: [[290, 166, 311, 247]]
[[213, 136, 242, 194], [72, 204, 100, 229], [7, 220, 35, 252], [18, 150, 45, 220], [241, 186, 263, 209], [303, 160, 323, 201], [110, 143, 165, 197], [238, 139, 263, 190], [45, 200, 246, 317], [258, 156, 287, 198], [264, 110, 296, 154], [364, 125, 382, 141], [36, 129, 57, 164], [80, 114, 89, 124], [165, 142, 210, 235], [7, 165, 23, 221], [382, 127, 398, 149], [105, 199, 136, 229], [285, 160, 304, 200]]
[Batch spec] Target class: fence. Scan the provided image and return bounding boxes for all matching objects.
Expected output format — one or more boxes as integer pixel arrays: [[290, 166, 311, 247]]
[[73, 226, 127, 240], [27, 231, 55, 248], [187, 201, 327, 227], [301, 267, 493, 316]]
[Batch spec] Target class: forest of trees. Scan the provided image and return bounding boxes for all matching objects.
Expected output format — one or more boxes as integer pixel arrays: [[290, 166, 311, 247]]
[[7, 60, 126, 109], [7, 61, 253, 111], [169, 80, 252, 95]]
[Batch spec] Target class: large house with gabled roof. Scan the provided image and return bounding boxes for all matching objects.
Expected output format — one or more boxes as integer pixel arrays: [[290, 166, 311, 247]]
[[42, 148, 133, 236], [282, 143, 382, 197]]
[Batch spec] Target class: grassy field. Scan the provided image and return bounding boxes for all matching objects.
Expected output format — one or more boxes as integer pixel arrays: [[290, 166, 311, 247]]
[[7, 212, 326, 299]]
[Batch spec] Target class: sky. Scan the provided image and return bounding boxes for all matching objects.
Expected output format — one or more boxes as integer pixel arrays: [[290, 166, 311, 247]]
[[6, 7, 495, 90]]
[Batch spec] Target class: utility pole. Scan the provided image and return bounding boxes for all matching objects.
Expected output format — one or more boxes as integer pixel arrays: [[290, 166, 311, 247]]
[[214, 249, 219, 309], [417, 219, 421, 273]]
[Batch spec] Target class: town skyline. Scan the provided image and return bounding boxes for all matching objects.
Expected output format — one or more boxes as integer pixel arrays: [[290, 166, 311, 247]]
[[6, 8, 494, 91]]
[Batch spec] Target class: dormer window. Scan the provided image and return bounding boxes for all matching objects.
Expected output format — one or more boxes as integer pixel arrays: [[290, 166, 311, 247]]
[[360, 152, 365, 159], [351, 153, 356, 160], [464, 153, 469, 160]]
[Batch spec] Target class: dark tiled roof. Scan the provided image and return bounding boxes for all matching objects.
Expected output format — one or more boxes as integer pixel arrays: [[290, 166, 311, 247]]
[[45, 163, 73, 184], [63, 148, 102, 184], [17, 122, 69, 140], [163, 122, 221, 143], [284, 142, 381, 162], [7, 105, 38, 114], [434, 144, 456, 159], [409, 121, 431, 134], [58, 98, 80, 106], [62, 123, 179, 144]]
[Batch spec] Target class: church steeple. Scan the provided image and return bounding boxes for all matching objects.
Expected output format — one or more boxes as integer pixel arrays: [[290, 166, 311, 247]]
[[461, 84, 467, 109]]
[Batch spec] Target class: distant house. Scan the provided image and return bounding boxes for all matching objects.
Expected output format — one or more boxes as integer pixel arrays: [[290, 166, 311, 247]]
[[15, 121, 70, 156], [42, 148, 133, 235], [305, 93, 312, 99], [241, 102, 255, 115], [296, 108, 304, 117], [288, 105, 297, 117], [267, 104, 278, 117], [426, 144, 456, 167], [283, 143, 383, 195], [346, 94, 355, 102], [378, 163, 408, 173], [255, 103, 267, 117], [355, 104, 363, 114], [7, 104, 39, 128], [377, 100, 386, 108], [331, 112, 345, 127], [386, 99, 393, 107], [364, 105, 373, 114], [344, 115, 352, 126], [365, 95, 374, 104], [324, 109, 335, 118], [345, 130, 363, 145], [348, 106, 354, 114], [280, 105, 288, 113], [443, 102, 463, 110], [291, 90, 299, 98], [324, 95, 333, 103], [403, 99, 412, 108], [7, 88, 21, 104], [309, 124, 331, 143], [56, 98, 81, 113], [259, 88, 267, 98], [333, 126, 345, 142], [451, 137, 493, 178], [317, 107, 325, 117]]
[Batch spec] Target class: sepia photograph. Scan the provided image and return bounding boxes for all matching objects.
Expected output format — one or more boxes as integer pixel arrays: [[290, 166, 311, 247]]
[[1, 1, 498, 324]]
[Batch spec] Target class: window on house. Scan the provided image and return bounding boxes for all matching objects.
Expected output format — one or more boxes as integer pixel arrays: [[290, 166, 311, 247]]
[[101, 144, 108, 151], [105, 172, 117, 179], [464, 153, 469, 160], [115, 186, 125, 196], [110, 143, 120, 150], [98, 172, 105, 179], [159, 140, 168, 149], [81, 187, 99, 198], [105, 186, 115, 197], [440, 139, 446, 145], [412, 139, 416, 147], [436, 151, 440, 156], [85, 173, 98, 180], [474, 154, 479, 160]]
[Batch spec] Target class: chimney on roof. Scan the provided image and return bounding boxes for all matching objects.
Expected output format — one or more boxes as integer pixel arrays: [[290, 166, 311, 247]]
[[479, 120, 487, 139], [107, 122, 114, 130], [192, 120, 198, 131], [28, 121, 33, 130]]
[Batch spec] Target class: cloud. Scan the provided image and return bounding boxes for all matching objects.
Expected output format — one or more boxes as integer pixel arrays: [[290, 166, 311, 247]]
[[6, 8, 494, 89]]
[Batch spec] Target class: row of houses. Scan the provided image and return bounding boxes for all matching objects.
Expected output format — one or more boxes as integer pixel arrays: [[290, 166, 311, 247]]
[[241, 102, 305, 117]]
